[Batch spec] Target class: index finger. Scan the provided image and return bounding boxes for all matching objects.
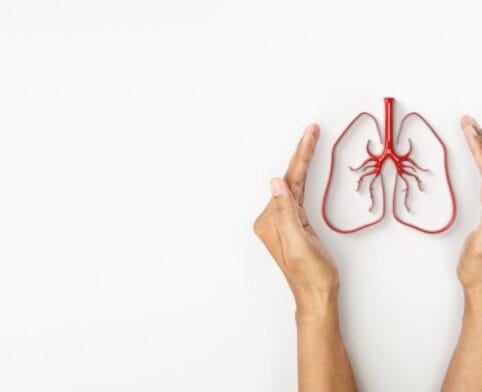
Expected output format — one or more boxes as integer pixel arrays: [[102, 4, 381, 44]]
[[461, 115, 482, 174], [283, 123, 320, 204]]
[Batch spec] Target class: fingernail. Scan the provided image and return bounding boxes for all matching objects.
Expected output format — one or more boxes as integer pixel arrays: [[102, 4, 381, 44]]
[[303, 124, 319, 143], [270, 178, 282, 197]]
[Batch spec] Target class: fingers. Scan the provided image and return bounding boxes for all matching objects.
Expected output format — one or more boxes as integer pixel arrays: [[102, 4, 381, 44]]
[[284, 124, 320, 204], [461, 115, 482, 174], [270, 178, 305, 258], [254, 124, 319, 266]]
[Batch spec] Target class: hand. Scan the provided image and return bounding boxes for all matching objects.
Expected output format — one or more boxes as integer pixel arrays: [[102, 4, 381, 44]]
[[441, 116, 482, 392], [458, 116, 482, 298], [253, 124, 338, 313]]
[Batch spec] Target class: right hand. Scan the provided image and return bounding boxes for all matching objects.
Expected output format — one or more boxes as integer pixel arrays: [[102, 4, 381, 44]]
[[457, 116, 482, 296]]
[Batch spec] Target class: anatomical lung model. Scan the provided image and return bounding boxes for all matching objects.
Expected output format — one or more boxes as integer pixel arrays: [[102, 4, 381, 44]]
[[322, 97, 456, 234]]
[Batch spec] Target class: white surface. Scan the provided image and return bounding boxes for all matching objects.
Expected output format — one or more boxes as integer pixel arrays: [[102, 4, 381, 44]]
[[0, 1, 481, 391]]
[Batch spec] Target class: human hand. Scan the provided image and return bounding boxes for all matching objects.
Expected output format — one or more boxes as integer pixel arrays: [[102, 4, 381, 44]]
[[458, 116, 482, 299], [253, 124, 338, 314], [442, 117, 482, 392]]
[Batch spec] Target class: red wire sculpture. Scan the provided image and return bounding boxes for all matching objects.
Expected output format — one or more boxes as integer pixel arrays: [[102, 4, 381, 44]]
[[322, 97, 456, 234]]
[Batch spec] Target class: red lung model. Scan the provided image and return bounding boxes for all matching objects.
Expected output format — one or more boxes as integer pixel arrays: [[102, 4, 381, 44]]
[[322, 97, 456, 234]]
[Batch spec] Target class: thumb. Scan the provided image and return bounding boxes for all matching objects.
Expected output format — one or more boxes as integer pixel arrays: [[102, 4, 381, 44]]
[[270, 178, 304, 249]]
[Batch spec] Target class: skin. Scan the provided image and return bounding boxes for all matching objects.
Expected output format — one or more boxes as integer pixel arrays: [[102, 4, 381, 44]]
[[254, 116, 482, 391], [442, 115, 482, 391], [253, 124, 357, 392]]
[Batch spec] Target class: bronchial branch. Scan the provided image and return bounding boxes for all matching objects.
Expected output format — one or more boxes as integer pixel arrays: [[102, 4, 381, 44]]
[[349, 98, 428, 213]]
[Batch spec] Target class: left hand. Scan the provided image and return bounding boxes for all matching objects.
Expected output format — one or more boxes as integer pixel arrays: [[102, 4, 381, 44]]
[[253, 124, 338, 312]]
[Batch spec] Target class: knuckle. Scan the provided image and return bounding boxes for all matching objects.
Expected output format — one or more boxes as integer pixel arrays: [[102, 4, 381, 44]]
[[286, 173, 304, 189], [253, 214, 267, 237], [299, 154, 310, 166], [275, 206, 287, 217]]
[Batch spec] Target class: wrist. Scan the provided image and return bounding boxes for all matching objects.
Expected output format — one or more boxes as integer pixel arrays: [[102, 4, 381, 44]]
[[294, 285, 339, 322]]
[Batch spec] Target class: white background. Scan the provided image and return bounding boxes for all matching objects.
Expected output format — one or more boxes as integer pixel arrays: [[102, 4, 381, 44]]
[[0, 1, 481, 391]]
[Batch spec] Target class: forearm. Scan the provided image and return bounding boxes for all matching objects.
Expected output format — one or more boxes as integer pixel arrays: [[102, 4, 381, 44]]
[[442, 289, 482, 391], [295, 289, 357, 392]]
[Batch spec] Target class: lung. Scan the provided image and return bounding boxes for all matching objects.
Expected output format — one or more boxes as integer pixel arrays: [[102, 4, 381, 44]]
[[322, 98, 456, 234]]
